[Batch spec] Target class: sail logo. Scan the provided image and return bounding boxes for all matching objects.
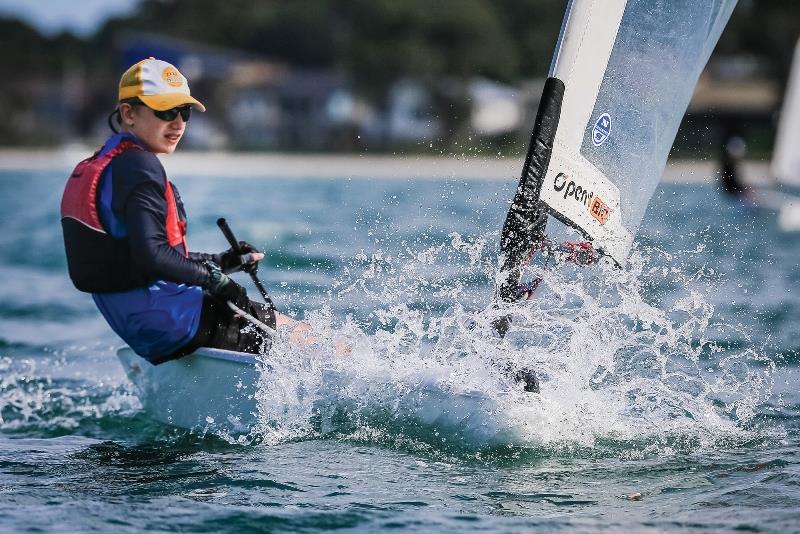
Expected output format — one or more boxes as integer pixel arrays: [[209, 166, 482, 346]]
[[591, 113, 611, 146], [553, 173, 611, 225]]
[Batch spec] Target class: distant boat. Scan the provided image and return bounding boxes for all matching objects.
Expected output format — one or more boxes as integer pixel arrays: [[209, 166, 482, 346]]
[[769, 36, 800, 231], [773, 37, 800, 189]]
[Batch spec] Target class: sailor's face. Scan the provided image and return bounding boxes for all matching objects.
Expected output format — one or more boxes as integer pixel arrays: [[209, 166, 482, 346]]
[[121, 104, 186, 154]]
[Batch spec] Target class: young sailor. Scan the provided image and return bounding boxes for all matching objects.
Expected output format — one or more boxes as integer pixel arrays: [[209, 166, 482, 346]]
[[61, 57, 279, 364]]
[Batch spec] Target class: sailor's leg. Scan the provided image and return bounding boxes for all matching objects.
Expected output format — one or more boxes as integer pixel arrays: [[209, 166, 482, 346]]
[[200, 294, 276, 355], [157, 294, 275, 361], [236, 300, 277, 354], [146, 294, 223, 364]]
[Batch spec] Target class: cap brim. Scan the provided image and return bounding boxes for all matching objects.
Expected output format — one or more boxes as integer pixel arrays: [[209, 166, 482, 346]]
[[139, 93, 206, 112]]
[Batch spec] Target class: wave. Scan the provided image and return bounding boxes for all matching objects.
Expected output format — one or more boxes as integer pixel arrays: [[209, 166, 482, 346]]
[[0, 231, 783, 457], [244, 234, 779, 456], [0, 356, 143, 439]]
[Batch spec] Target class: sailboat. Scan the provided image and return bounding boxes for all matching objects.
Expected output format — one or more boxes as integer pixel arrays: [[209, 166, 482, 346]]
[[769, 36, 800, 231], [119, 0, 742, 432]]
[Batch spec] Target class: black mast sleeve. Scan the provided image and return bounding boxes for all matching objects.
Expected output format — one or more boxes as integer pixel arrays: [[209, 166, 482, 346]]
[[496, 77, 565, 303]]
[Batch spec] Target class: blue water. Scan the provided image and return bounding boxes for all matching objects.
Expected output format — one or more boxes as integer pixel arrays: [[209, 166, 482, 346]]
[[0, 166, 798, 532]]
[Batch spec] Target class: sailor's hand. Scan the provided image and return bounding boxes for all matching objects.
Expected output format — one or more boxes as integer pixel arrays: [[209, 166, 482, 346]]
[[285, 324, 351, 355], [334, 339, 352, 357], [204, 261, 249, 308], [216, 241, 263, 274], [273, 312, 353, 356], [276, 314, 322, 346], [287, 322, 314, 344]]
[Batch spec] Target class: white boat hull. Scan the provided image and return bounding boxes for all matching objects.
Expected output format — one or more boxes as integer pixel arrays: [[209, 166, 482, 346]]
[[118, 347, 538, 445], [117, 347, 260, 433]]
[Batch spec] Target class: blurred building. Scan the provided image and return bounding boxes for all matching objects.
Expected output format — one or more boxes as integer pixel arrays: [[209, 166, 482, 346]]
[[115, 33, 535, 151], [469, 79, 523, 137], [680, 55, 780, 157], [227, 65, 364, 151], [0, 24, 786, 155], [115, 33, 368, 151]]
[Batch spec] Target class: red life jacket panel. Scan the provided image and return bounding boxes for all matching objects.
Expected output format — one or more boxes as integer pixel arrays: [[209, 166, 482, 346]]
[[61, 139, 188, 292], [61, 140, 137, 233], [164, 179, 188, 252]]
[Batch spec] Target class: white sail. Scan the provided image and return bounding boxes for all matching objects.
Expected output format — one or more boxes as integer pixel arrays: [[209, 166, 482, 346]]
[[772, 37, 800, 186], [538, 0, 738, 262]]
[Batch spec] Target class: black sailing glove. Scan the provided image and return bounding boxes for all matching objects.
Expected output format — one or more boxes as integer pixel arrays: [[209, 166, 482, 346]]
[[203, 261, 249, 309], [215, 241, 262, 274]]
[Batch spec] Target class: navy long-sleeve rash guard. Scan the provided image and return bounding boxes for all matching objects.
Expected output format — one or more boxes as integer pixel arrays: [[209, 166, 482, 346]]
[[113, 150, 210, 286], [91, 133, 207, 360]]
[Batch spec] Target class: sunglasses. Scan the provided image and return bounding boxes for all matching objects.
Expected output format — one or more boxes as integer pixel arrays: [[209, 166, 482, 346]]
[[153, 105, 192, 122], [128, 101, 192, 122]]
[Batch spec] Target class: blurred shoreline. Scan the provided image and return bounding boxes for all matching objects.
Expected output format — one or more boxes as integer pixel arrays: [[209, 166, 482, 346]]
[[0, 146, 770, 184]]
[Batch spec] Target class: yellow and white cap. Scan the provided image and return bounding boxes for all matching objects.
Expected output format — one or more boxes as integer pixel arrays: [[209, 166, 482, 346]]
[[118, 57, 206, 112]]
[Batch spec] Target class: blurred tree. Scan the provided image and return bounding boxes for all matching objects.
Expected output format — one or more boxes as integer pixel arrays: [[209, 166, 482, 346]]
[[493, 0, 568, 78], [93, 0, 337, 67], [1, 0, 799, 148], [333, 0, 517, 89], [718, 0, 800, 89], [0, 18, 93, 144], [332, 0, 520, 145], [0, 17, 58, 73]]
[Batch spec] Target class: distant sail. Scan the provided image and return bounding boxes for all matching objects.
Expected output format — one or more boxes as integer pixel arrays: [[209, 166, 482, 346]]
[[772, 37, 800, 186], [499, 0, 738, 287]]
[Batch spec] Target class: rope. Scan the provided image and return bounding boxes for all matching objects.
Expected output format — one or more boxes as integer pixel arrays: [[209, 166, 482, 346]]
[[226, 300, 277, 337]]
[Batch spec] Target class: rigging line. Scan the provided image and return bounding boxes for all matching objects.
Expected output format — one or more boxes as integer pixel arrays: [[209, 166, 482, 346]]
[[227, 300, 277, 338]]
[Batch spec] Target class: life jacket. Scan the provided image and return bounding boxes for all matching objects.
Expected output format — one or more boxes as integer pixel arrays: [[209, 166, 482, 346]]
[[61, 138, 188, 293]]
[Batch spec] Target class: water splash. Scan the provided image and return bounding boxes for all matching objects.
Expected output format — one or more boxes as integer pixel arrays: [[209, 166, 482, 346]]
[[252, 233, 775, 455], [0, 354, 141, 436], [0, 231, 773, 453]]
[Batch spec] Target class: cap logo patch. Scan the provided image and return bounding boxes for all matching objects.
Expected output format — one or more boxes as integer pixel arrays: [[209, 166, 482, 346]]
[[162, 67, 183, 87]]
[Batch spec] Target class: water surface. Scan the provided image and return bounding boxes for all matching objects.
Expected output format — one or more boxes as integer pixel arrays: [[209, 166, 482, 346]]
[[0, 167, 797, 532]]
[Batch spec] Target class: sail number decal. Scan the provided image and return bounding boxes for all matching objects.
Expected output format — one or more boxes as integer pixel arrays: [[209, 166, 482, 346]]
[[591, 113, 611, 146], [553, 173, 611, 225], [589, 196, 610, 224]]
